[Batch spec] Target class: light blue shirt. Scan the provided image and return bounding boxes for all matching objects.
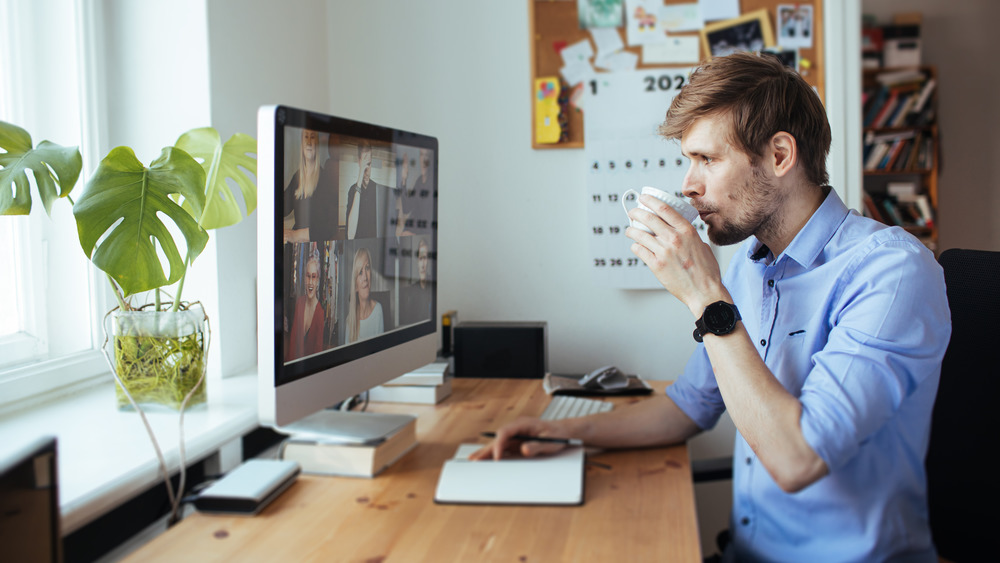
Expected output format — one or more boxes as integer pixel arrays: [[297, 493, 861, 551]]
[[667, 188, 950, 562]]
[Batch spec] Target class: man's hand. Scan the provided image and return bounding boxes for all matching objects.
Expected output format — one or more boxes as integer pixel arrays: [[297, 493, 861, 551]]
[[626, 194, 727, 316], [357, 151, 372, 188], [468, 417, 568, 461]]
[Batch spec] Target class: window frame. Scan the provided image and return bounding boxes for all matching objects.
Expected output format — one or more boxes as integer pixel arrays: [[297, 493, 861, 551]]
[[0, 0, 116, 410]]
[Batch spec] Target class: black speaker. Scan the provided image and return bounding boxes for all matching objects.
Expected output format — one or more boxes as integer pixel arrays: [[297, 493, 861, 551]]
[[453, 322, 547, 379]]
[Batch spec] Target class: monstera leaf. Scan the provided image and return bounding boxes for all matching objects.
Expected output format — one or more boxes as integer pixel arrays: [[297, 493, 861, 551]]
[[174, 127, 257, 229], [0, 120, 82, 216], [73, 146, 209, 297]]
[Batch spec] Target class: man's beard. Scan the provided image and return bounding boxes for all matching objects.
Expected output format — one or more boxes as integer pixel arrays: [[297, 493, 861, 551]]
[[704, 165, 783, 247]]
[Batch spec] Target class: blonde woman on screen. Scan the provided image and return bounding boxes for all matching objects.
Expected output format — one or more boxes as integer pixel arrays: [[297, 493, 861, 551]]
[[286, 251, 325, 361], [346, 247, 384, 343], [284, 128, 337, 243]]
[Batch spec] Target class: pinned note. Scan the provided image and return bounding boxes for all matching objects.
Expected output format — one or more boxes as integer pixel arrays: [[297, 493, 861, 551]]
[[534, 77, 562, 144]]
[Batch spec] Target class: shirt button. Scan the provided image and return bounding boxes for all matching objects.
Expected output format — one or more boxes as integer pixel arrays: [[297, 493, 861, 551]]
[[745, 457, 752, 465], [760, 339, 766, 346], [741, 517, 751, 526], [768, 279, 775, 287]]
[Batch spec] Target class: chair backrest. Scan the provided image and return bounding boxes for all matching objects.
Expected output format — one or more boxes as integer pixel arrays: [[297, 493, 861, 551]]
[[925, 248, 1000, 562]]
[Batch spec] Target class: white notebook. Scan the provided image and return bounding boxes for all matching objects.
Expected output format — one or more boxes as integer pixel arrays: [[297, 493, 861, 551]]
[[434, 444, 585, 505]]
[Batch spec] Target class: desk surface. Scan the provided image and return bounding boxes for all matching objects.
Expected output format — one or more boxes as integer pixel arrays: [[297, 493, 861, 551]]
[[127, 378, 701, 562]]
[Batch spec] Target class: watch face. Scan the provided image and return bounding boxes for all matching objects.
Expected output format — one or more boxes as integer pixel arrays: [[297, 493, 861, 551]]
[[704, 302, 737, 333], [694, 301, 740, 342]]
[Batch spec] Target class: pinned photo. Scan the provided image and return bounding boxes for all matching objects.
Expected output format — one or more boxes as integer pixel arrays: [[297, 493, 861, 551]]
[[701, 9, 775, 59], [777, 4, 814, 49]]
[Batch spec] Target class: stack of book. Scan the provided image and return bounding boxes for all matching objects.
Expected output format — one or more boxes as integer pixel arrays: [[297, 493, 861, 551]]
[[862, 69, 936, 130], [367, 361, 452, 405], [862, 129, 934, 172], [863, 190, 935, 231], [280, 413, 418, 477]]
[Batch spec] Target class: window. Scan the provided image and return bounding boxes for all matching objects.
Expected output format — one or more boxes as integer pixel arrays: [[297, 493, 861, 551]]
[[0, 0, 112, 408]]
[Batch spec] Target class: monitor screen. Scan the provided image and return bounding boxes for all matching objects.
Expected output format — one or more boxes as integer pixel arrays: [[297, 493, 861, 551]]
[[257, 105, 438, 427]]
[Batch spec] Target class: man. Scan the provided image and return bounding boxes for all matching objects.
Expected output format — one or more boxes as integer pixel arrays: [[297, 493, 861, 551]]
[[473, 52, 950, 562], [400, 237, 433, 326], [346, 140, 388, 240]]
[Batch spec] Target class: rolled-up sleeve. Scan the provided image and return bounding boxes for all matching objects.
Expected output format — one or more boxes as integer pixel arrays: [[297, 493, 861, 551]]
[[798, 238, 951, 470]]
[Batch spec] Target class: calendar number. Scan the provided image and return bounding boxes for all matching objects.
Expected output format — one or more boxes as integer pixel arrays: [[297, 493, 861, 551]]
[[644, 74, 686, 92]]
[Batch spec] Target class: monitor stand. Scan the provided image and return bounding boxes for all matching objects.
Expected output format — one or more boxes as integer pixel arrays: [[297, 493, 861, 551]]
[[276, 409, 415, 445]]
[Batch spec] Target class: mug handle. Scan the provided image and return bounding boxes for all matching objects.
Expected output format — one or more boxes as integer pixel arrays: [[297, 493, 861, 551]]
[[621, 189, 640, 226]]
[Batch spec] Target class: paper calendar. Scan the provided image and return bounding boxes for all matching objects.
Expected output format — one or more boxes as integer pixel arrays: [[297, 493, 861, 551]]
[[582, 68, 711, 289]]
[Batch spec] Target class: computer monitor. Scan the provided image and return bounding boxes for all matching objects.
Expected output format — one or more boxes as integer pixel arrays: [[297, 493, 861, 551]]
[[257, 105, 438, 436], [0, 435, 61, 562]]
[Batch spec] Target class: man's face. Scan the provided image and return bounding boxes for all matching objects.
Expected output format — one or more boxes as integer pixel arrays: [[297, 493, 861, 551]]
[[680, 114, 783, 246]]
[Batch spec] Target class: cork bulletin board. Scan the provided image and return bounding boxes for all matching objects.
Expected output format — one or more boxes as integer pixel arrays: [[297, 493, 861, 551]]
[[529, 0, 825, 149]]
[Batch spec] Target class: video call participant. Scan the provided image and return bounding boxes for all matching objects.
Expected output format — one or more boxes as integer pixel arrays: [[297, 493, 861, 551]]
[[398, 148, 435, 236], [346, 246, 384, 343], [345, 140, 388, 240], [286, 251, 325, 361], [283, 128, 339, 243], [474, 52, 951, 562], [400, 237, 432, 326]]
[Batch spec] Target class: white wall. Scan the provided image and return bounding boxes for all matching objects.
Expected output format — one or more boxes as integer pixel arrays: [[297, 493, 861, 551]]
[[862, 0, 1000, 252], [204, 0, 333, 377]]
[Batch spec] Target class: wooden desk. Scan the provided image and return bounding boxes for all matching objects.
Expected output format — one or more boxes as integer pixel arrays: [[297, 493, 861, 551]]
[[128, 379, 701, 561]]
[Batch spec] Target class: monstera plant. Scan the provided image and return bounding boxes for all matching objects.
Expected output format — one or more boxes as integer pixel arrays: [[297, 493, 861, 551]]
[[0, 122, 82, 216], [0, 120, 257, 409]]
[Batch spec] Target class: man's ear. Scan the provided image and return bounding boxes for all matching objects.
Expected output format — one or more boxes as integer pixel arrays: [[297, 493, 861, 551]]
[[769, 131, 797, 178]]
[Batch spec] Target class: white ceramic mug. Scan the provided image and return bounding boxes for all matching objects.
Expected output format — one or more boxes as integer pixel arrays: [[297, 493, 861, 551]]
[[621, 186, 699, 233]]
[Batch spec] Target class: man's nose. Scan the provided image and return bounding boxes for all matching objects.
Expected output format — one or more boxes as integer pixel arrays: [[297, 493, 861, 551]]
[[681, 164, 702, 199]]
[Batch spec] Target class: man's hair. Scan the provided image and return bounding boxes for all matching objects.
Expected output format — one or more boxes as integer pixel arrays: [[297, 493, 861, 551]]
[[659, 52, 831, 187]]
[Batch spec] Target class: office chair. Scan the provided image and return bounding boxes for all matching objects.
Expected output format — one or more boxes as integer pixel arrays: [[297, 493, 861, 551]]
[[925, 248, 999, 562], [696, 248, 1000, 562]]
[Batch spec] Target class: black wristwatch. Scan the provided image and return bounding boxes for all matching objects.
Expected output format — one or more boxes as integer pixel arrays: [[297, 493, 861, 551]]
[[693, 301, 741, 343]]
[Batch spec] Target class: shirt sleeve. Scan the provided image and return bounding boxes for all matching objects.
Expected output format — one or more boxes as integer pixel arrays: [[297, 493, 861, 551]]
[[799, 236, 951, 470], [665, 346, 727, 430]]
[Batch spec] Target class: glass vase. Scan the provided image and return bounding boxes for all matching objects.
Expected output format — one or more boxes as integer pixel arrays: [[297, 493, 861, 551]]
[[110, 306, 208, 411]]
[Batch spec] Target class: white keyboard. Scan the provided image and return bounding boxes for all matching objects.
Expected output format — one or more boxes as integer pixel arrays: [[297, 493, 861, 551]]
[[540, 395, 614, 420]]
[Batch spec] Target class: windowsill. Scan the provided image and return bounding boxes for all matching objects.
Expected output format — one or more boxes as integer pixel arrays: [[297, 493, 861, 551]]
[[0, 369, 259, 535]]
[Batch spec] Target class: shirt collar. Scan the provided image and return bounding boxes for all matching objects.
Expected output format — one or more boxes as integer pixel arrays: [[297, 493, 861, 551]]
[[746, 187, 850, 267]]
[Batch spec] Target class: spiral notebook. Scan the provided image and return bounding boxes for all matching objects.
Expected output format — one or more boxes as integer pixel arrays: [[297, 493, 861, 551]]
[[434, 444, 585, 506]]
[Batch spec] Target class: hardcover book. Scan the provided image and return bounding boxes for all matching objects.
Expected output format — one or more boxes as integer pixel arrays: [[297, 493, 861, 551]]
[[280, 417, 418, 477]]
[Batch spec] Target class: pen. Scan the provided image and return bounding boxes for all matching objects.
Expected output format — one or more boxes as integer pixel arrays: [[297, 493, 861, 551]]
[[480, 432, 583, 447]]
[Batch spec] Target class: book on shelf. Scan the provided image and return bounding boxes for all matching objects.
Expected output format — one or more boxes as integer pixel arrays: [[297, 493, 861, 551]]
[[368, 376, 453, 405], [910, 78, 936, 116], [863, 130, 921, 172], [862, 193, 886, 223], [864, 70, 933, 129], [875, 68, 926, 88], [868, 193, 934, 230], [280, 416, 418, 477], [383, 361, 450, 386]]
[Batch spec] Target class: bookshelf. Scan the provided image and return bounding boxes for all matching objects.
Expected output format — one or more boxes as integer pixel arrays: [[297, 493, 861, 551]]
[[861, 65, 939, 251]]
